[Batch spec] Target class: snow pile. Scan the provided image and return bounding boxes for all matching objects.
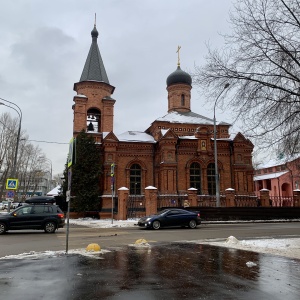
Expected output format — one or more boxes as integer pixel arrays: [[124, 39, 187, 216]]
[[201, 236, 300, 260], [246, 261, 257, 267], [68, 218, 138, 228], [0, 249, 111, 260], [225, 235, 239, 244]]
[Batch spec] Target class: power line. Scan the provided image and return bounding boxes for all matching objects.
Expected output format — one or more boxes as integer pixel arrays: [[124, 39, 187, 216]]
[[1, 113, 69, 145], [28, 139, 68, 145], [0, 121, 68, 145]]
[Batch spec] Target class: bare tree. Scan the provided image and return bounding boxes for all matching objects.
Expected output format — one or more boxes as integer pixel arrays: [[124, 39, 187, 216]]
[[0, 112, 50, 200], [193, 0, 300, 157], [0, 113, 18, 198]]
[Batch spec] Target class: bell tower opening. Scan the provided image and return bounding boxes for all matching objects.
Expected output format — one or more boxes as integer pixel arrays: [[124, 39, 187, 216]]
[[87, 108, 101, 132]]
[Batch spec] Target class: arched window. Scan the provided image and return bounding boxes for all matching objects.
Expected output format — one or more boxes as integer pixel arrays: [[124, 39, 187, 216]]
[[181, 94, 185, 106], [207, 163, 216, 195], [190, 162, 201, 194], [87, 109, 101, 132], [130, 164, 141, 195]]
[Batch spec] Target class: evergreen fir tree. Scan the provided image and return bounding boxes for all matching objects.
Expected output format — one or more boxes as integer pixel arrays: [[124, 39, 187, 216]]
[[70, 130, 102, 212]]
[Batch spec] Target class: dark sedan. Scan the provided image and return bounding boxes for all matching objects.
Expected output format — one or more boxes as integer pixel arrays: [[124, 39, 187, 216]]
[[138, 208, 201, 230]]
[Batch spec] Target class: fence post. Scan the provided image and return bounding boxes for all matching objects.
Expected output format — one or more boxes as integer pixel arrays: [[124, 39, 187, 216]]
[[259, 189, 270, 207], [117, 187, 129, 220], [145, 186, 158, 216], [187, 188, 198, 207], [225, 188, 235, 207], [293, 189, 300, 207]]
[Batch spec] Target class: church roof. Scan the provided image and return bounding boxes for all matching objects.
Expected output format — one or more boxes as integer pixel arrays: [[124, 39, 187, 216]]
[[117, 131, 156, 143], [79, 25, 110, 84], [156, 111, 216, 125]]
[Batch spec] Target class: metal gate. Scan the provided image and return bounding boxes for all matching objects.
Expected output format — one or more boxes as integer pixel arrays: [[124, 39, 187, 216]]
[[157, 194, 188, 209], [127, 195, 145, 219]]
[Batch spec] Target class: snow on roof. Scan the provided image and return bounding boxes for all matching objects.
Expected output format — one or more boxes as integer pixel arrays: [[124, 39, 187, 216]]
[[257, 153, 300, 169], [156, 111, 217, 125], [46, 185, 61, 196], [117, 131, 156, 143], [179, 135, 197, 139], [161, 129, 169, 136], [253, 171, 289, 181], [75, 94, 87, 98]]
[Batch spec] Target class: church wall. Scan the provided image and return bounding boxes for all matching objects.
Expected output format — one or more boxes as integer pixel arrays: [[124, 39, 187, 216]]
[[98, 132, 254, 197], [102, 142, 155, 195]]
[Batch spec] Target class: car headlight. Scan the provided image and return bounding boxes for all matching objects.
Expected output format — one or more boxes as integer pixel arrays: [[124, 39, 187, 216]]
[[146, 217, 151, 221]]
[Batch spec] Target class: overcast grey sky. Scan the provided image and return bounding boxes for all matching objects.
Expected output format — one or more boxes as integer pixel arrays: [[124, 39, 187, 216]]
[[0, 0, 234, 175]]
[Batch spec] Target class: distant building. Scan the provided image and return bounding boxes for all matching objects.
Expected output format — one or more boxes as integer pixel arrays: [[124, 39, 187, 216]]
[[72, 24, 254, 207], [254, 156, 300, 198], [17, 170, 54, 199]]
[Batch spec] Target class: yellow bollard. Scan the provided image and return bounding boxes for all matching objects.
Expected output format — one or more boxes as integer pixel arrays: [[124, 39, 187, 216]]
[[135, 239, 148, 245], [86, 243, 101, 252]]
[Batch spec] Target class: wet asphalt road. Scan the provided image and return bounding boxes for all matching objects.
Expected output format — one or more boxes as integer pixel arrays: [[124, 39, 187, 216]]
[[1, 222, 300, 257], [1, 243, 300, 300]]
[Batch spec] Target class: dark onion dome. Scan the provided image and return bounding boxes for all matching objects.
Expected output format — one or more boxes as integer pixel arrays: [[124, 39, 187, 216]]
[[91, 25, 98, 39], [166, 66, 192, 87]]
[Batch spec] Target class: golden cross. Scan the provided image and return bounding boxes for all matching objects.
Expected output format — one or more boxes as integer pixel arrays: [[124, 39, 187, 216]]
[[176, 45, 181, 66]]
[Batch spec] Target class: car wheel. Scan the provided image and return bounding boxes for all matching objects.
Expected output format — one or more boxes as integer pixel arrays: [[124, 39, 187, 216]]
[[152, 220, 161, 230], [0, 222, 7, 235], [44, 222, 56, 233], [188, 219, 197, 229]]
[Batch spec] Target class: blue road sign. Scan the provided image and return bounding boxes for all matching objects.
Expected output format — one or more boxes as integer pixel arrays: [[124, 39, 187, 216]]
[[6, 191, 15, 198], [6, 179, 18, 190]]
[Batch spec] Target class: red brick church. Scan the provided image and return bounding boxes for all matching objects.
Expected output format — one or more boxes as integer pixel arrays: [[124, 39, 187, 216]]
[[72, 24, 254, 206]]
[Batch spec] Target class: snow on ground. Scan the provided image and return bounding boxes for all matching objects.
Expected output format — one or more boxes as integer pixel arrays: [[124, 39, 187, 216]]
[[1, 218, 299, 260], [198, 235, 300, 260], [68, 218, 138, 228]]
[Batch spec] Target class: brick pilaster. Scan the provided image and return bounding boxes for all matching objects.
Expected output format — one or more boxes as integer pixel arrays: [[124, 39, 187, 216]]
[[259, 189, 270, 207], [293, 189, 300, 207], [225, 188, 235, 207], [117, 187, 129, 220], [187, 188, 198, 207], [145, 186, 158, 216]]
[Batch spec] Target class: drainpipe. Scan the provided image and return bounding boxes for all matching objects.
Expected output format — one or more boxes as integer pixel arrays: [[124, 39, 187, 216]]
[[229, 141, 234, 189], [175, 138, 179, 195]]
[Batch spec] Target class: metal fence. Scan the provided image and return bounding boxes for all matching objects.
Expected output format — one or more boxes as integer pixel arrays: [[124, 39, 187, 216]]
[[157, 194, 188, 209], [197, 195, 226, 207], [127, 195, 145, 218], [125, 193, 294, 218], [270, 196, 294, 207], [235, 195, 258, 207]]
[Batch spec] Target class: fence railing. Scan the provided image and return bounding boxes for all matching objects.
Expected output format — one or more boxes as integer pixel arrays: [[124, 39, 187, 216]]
[[269, 196, 294, 207], [197, 195, 226, 207], [235, 195, 258, 207], [127, 195, 145, 218], [157, 194, 188, 208], [125, 194, 295, 218]]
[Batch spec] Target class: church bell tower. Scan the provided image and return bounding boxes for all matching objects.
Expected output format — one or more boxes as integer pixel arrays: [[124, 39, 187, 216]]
[[72, 21, 116, 140]]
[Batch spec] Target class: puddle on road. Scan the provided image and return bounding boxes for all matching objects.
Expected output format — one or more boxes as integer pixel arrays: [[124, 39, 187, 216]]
[[0, 243, 299, 300]]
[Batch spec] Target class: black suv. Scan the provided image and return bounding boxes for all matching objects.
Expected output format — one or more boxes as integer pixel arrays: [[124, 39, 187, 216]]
[[0, 197, 65, 234]]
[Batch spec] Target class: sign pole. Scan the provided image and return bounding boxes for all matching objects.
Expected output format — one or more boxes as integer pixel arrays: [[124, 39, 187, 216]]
[[111, 163, 115, 224], [66, 191, 71, 253], [66, 138, 74, 254]]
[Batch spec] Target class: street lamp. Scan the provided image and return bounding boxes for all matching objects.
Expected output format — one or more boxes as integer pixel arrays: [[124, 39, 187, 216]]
[[44, 158, 53, 192], [213, 83, 230, 207]]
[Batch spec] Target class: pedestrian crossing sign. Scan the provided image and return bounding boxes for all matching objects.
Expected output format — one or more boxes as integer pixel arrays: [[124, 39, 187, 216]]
[[6, 178, 18, 190]]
